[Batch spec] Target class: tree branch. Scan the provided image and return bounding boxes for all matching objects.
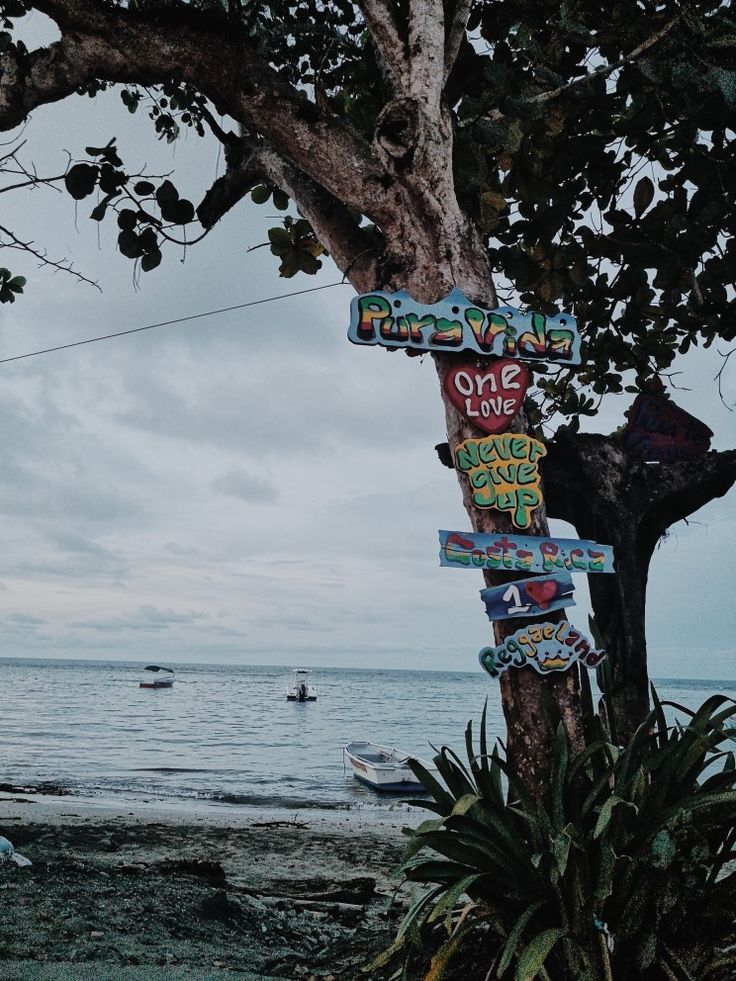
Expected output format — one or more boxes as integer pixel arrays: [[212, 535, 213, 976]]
[[356, 0, 408, 92], [196, 133, 380, 293], [0, 222, 100, 290], [443, 0, 472, 85], [196, 139, 266, 231], [258, 148, 381, 293], [407, 0, 445, 111], [2, 1, 393, 225], [469, 10, 685, 127]]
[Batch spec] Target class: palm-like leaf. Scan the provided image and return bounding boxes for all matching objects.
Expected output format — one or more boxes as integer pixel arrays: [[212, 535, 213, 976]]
[[375, 685, 736, 980]]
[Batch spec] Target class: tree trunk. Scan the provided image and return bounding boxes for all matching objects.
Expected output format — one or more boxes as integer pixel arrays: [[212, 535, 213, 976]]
[[542, 433, 736, 742], [338, 101, 587, 797], [434, 355, 584, 794]]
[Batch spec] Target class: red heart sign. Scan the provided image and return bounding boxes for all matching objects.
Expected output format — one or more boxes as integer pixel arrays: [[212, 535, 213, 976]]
[[525, 579, 559, 610], [444, 360, 530, 434]]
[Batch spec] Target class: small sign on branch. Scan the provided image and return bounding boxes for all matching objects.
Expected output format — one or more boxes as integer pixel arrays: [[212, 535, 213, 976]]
[[623, 394, 713, 462], [348, 288, 581, 364]]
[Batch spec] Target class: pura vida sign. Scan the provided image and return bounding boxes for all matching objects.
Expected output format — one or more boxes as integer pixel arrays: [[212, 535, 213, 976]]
[[348, 288, 582, 364]]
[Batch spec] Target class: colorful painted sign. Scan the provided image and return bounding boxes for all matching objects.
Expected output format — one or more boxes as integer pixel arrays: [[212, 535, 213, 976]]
[[443, 360, 530, 434], [348, 288, 581, 364], [454, 433, 546, 529], [623, 394, 713, 462], [478, 621, 606, 679], [480, 572, 575, 621], [438, 530, 615, 575]]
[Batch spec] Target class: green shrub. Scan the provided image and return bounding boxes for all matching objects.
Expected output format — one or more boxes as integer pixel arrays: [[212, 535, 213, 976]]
[[374, 675, 736, 980]]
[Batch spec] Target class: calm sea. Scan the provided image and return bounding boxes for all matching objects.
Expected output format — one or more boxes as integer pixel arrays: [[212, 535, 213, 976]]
[[1, 658, 734, 812]]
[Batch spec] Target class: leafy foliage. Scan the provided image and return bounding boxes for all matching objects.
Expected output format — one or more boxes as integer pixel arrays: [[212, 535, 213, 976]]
[[450, 0, 736, 419], [4, 0, 736, 418], [60, 138, 204, 274], [0, 266, 25, 303], [378, 683, 736, 980], [266, 217, 324, 277]]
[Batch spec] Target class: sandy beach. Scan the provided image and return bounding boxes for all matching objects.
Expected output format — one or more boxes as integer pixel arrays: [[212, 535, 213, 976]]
[[0, 791, 414, 981]]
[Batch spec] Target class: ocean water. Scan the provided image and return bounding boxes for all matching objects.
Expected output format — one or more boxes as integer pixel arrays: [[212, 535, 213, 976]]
[[1, 658, 735, 812]]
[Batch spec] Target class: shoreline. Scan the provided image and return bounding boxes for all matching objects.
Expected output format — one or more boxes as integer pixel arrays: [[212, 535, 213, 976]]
[[0, 788, 421, 832], [0, 793, 413, 980]]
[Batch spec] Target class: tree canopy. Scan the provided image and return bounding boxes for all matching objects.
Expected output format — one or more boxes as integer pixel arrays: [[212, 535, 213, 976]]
[[1, 0, 736, 423]]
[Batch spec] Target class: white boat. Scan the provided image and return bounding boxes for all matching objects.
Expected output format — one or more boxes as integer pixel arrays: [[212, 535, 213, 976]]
[[139, 665, 175, 689], [286, 668, 317, 702], [343, 741, 439, 793]]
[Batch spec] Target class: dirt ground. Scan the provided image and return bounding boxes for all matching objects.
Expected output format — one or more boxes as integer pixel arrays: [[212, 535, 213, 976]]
[[0, 802, 412, 981]]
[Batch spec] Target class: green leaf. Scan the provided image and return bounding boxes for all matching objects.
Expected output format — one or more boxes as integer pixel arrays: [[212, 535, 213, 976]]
[[498, 902, 545, 975], [651, 829, 677, 869], [515, 928, 566, 981], [140, 249, 162, 272], [117, 229, 143, 259], [272, 188, 289, 210], [634, 176, 655, 217], [117, 209, 137, 231], [155, 179, 179, 207], [90, 198, 111, 222], [163, 198, 194, 225], [64, 163, 98, 200], [251, 184, 271, 205], [593, 796, 637, 839], [427, 874, 481, 923]]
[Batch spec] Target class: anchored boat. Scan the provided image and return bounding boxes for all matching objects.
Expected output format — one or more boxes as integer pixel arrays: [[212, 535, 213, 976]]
[[139, 665, 175, 689], [286, 668, 317, 702], [343, 741, 438, 793]]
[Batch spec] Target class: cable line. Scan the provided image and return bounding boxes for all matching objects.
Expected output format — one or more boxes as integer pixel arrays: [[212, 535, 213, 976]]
[[0, 280, 350, 364]]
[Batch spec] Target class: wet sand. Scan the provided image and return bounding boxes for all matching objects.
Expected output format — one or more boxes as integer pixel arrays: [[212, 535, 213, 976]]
[[0, 793, 415, 980]]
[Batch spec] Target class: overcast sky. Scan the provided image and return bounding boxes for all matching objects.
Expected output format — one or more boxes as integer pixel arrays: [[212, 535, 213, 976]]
[[0, 11, 734, 677]]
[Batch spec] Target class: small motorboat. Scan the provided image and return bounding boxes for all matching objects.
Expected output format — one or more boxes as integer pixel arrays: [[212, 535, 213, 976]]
[[286, 668, 317, 702], [139, 665, 175, 689], [343, 741, 439, 793]]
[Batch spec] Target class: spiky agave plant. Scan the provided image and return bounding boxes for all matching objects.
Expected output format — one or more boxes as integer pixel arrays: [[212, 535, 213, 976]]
[[372, 673, 736, 981]]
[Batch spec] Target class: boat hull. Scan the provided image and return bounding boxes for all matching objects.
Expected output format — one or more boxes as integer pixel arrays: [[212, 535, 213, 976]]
[[139, 680, 174, 689], [351, 770, 428, 793], [344, 743, 437, 793]]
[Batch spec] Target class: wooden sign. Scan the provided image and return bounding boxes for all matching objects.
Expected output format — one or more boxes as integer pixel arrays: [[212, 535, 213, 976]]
[[438, 530, 615, 575], [348, 288, 581, 364], [454, 433, 546, 529], [623, 394, 712, 462], [478, 621, 606, 679], [443, 360, 530, 434], [480, 572, 575, 621]]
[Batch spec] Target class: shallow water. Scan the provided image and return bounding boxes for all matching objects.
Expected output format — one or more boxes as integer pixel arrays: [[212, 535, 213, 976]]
[[1, 658, 734, 811]]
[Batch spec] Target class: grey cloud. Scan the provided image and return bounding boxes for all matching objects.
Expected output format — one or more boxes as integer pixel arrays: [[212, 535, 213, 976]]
[[72, 605, 209, 632], [212, 468, 277, 503], [164, 542, 200, 556], [5, 612, 47, 625]]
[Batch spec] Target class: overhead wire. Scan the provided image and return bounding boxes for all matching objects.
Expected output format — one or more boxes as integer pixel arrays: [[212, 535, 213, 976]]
[[0, 280, 351, 364]]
